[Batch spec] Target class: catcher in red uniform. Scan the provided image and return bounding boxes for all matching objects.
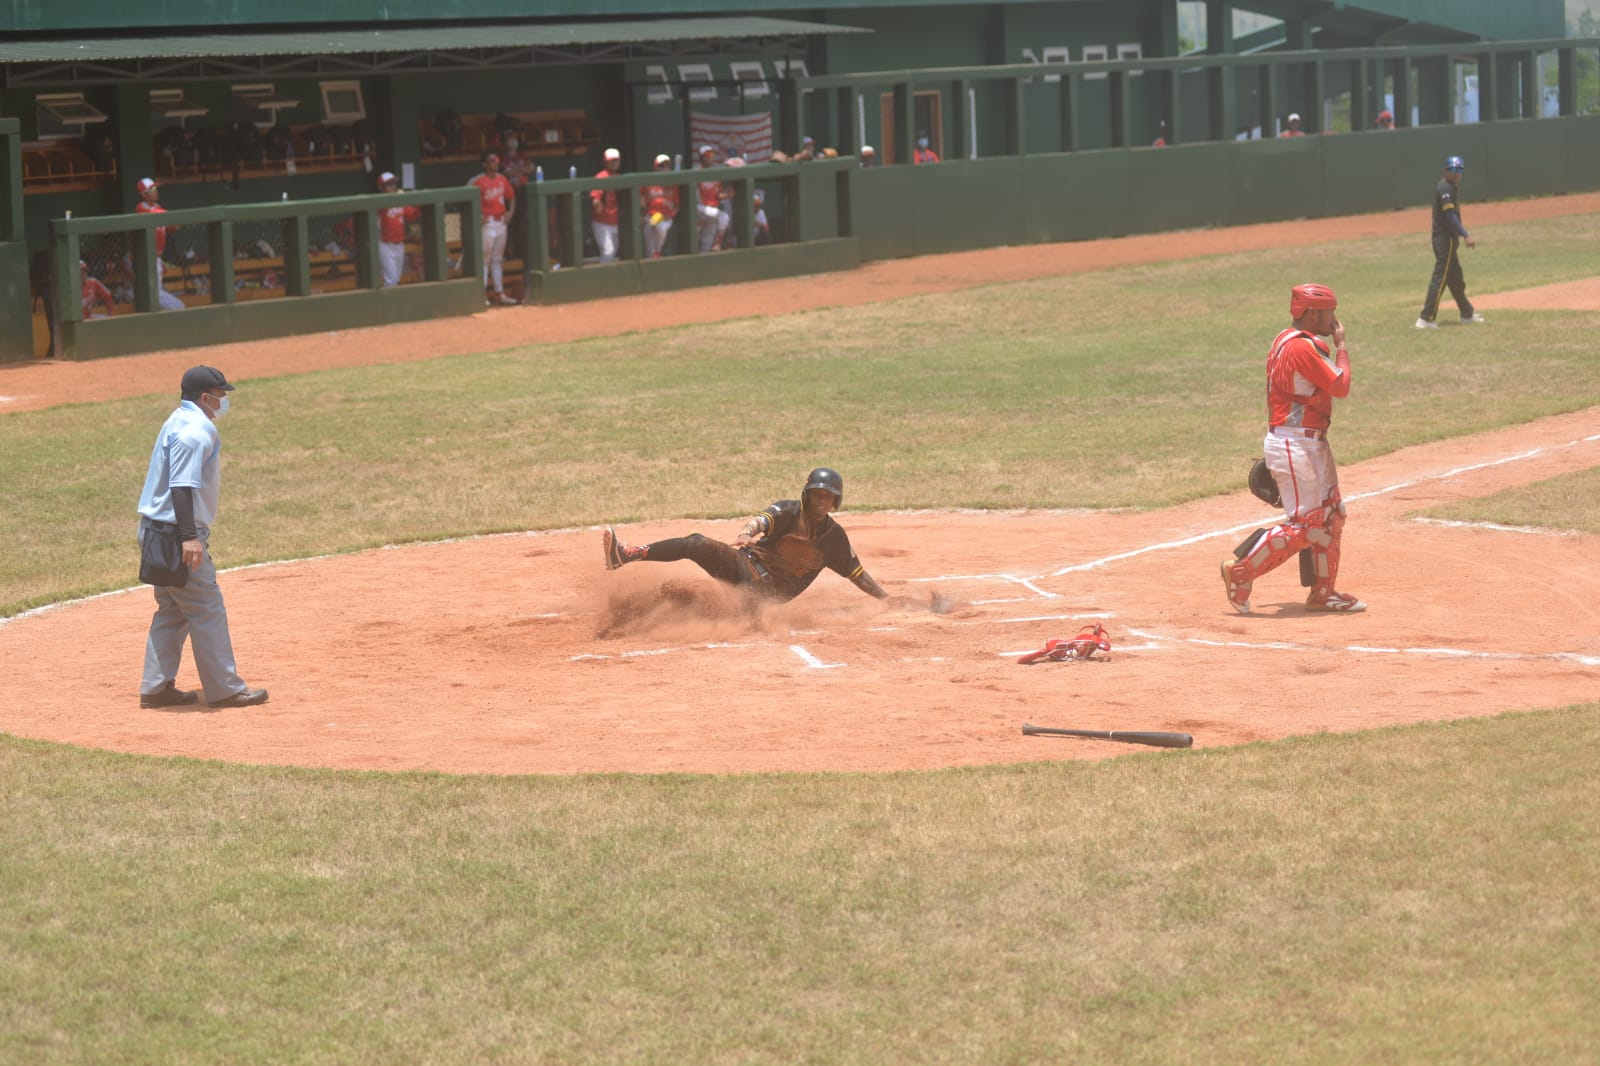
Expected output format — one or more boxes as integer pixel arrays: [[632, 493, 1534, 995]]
[[1221, 283, 1366, 614], [602, 468, 890, 604]]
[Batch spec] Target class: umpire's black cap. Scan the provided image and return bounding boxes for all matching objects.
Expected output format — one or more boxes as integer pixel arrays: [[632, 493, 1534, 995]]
[[181, 365, 236, 396]]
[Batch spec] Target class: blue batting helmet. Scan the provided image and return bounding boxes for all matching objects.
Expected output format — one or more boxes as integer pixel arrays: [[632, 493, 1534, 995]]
[[1445, 155, 1465, 171]]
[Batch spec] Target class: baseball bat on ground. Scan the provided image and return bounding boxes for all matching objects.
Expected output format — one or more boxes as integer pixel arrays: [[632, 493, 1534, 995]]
[[1021, 723, 1193, 748]]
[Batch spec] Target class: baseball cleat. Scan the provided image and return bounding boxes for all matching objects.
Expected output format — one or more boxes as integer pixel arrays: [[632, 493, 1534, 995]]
[[1220, 559, 1252, 615], [602, 527, 645, 570], [602, 527, 626, 570], [1460, 313, 1485, 324], [1306, 589, 1367, 613], [1414, 317, 1439, 329]]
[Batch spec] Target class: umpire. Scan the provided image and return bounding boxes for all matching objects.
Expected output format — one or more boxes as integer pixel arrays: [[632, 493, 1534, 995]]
[[1415, 155, 1485, 329], [136, 366, 269, 709]]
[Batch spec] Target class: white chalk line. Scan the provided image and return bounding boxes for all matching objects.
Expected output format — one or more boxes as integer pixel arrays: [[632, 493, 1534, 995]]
[[1039, 436, 1596, 579], [1124, 627, 1600, 667], [1411, 516, 1579, 537]]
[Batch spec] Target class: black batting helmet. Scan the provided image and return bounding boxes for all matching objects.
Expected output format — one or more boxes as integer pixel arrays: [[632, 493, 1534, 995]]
[[804, 467, 844, 508]]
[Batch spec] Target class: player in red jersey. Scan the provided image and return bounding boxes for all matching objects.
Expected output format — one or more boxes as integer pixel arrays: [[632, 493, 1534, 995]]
[[590, 147, 622, 263], [376, 172, 420, 288], [1221, 283, 1367, 614], [134, 178, 185, 310], [467, 151, 517, 304], [694, 145, 730, 252], [640, 153, 679, 259], [80, 260, 115, 318]]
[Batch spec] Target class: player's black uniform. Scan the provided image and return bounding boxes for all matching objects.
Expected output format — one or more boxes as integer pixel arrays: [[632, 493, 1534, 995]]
[[641, 499, 885, 602], [1418, 178, 1475, 323]]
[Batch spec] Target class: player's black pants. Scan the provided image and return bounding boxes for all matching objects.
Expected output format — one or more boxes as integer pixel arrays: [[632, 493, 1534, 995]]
[[644, 534, 757, 587], [1418, 234, 1474, 322]]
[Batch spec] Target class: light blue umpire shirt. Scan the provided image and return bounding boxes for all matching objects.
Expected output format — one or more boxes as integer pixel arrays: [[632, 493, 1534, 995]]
[[138, 399, 221, 532]]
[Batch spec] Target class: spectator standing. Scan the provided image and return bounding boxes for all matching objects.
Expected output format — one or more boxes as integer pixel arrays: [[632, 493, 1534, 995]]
[[590, 147, 623, 263], [640, 153, 679, 260], [751, 189, 772, 245], [134, 178, 186, 311], [694, 145, 730, 253], [137, 365, 270, 709], [377, 171, 420, 288], [1375, 109, 1395, 130], [1280, 112, 1305, 137], [467, 151, 517, 305], [913, 132, 940, 164], [860, 145, 876, 167], [80, 259, 115, 318]]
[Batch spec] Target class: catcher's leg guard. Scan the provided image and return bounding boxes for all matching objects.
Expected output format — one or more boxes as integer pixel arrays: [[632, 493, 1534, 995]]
[[1221, 522, 1310, 614], [1302, 505, 1344, 597]]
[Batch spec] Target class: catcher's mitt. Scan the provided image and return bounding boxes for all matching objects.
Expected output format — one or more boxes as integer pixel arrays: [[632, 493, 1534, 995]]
[[1017, 624, 1112, 665], [1248, 458, 1282, 508]]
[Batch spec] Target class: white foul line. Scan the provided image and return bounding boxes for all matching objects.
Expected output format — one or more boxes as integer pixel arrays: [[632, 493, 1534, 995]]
[[1125, 627, 1600, 667], [790, 645, 844, 669]]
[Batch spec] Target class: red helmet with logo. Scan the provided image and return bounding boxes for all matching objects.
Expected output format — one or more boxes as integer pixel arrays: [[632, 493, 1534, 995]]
[[1289, 283, 1337, 319]]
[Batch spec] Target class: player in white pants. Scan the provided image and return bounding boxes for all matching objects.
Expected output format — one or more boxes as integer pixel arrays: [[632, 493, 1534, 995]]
[[468, 152, 517, 304], [1221, 283, 1366, 614]]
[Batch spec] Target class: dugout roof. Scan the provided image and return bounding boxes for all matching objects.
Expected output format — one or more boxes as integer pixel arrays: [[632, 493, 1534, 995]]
[[0, 17, 869, 87]]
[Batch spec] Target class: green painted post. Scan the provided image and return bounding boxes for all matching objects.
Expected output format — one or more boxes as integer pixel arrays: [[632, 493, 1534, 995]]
[[894, 82, 913, 165], [1478, 52, 1497, 121], [1520, 50, 1538, 119], [1351, 59, 1369, 129], [1060, 73, 1080, 151], [133, 228, 159, 313], [1008, 76, 1025, 156], [420, 204, 446, 282], [618, 178, 640, 261], [1306, 60, 1325, 133], [283, 214, 311, 297], [209, 221, 234, 304], [0, 121, 21, 243], [1396, 57, 1414, 126], [527, 188, 549, 272], [952, 78, 971, 158], [730, 177, 753, 250], [561, 192, 583, 267], [355, 210, 379, 289], [1164, 68, 1181, 144], [54, 228, 82, 324], [836, 167, 853, 238], [1110, 69, 1128, 148], [1558, 46, 1576, 117]]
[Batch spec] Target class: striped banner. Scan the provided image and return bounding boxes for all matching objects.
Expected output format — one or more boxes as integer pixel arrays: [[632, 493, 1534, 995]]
[[688, 111, 774, 163]]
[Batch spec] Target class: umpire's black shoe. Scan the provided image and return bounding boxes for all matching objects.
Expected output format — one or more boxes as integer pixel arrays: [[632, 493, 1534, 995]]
[[209, 687, 270, 708], [140, 683, 200, 709]]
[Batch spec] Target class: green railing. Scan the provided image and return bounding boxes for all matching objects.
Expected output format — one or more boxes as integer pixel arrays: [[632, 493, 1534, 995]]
[[790, 36, 1600, 159]]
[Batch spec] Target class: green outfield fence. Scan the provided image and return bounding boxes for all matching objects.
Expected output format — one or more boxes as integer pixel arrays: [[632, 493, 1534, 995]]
[[9, 37, 1600, 361]]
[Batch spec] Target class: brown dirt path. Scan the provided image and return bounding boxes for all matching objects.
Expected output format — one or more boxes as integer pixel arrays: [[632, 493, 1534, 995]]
[[3, 191, 1599, 416]]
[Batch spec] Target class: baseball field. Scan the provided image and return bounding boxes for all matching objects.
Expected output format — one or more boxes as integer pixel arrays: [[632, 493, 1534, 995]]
[[2, 194, 1598, 1061]]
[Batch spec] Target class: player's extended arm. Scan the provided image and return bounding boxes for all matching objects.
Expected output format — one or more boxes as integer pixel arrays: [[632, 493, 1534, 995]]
[[850, 569, 889, 600]]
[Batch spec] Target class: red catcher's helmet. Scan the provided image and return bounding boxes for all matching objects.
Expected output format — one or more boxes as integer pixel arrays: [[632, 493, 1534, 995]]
[[1290, 283, 1337, 319]]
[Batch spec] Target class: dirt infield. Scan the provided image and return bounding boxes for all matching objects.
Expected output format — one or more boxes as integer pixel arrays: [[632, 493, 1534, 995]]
[[2, 196, 1597, 775]]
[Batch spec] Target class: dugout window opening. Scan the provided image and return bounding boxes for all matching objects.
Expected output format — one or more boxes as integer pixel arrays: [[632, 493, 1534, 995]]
[[878, 89, 943, 165]]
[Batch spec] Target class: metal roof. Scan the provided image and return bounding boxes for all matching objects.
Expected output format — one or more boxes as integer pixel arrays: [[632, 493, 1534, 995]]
[[0, 17, 865, 64]]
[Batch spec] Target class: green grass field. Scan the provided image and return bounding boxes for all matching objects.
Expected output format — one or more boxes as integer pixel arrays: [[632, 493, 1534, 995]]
[[3, 212, 1598, 1062]]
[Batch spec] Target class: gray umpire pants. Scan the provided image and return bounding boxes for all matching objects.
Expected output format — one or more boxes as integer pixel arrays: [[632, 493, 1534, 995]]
[[140, 522, 245, 703]]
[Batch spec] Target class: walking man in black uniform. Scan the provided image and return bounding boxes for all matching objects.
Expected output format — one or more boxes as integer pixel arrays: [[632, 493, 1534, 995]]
[[1416, 155, 1485, 329]]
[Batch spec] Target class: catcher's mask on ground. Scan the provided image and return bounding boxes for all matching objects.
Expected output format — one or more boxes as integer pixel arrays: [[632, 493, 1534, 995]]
[[803, 467, 845, 510], [1289, 283, 1337, 319]]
